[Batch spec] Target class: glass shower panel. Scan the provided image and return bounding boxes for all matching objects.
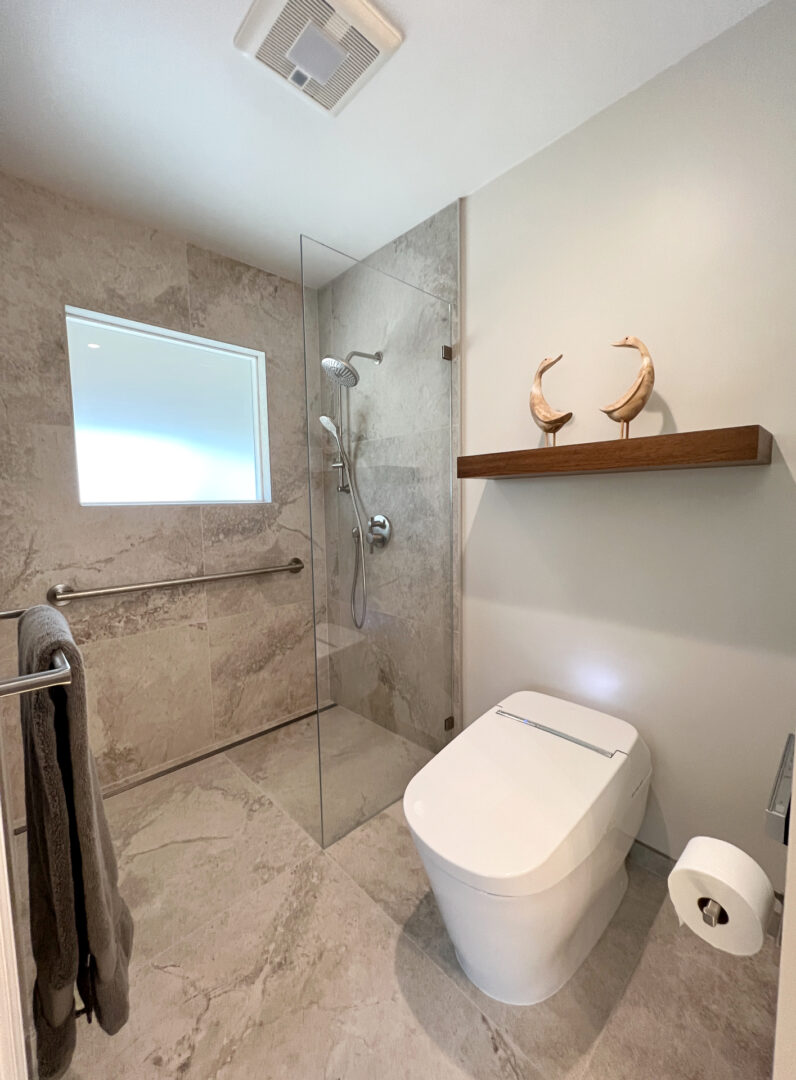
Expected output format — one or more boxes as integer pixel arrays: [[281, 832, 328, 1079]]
[[302, 236, 453, 846]]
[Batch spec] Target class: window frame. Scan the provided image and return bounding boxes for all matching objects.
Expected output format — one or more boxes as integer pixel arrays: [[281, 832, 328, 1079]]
[[64, 305, 271, 507]]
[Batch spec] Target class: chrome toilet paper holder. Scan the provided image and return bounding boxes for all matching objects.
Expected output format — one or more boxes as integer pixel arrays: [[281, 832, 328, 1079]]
[[699, 897, 728, 928]]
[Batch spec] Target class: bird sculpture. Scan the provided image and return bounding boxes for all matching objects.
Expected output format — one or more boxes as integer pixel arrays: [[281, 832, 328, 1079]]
[[529, 353, 573, 447], [601, 336, 655, 439]]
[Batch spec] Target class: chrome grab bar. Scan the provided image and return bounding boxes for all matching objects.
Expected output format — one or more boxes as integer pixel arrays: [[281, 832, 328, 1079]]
[[0, 559, 303, 697], [0, 649, 72, 700], [0, 558, 304, 620], [46, 557, 304, 607]]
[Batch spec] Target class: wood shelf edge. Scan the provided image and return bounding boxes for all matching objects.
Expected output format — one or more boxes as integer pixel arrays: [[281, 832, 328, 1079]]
[[457, 425, 773, 480]]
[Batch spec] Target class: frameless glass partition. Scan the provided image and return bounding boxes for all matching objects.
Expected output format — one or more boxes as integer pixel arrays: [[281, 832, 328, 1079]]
[[302, 236, 454, 845]]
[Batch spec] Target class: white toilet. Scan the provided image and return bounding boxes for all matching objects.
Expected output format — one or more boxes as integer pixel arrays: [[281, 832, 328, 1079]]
[[403, 691, 652, 1005]]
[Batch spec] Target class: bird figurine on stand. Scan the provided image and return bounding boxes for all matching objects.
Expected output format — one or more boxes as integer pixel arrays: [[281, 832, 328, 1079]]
[[529, 354, 573, 447], [601, 336, 655, 439]]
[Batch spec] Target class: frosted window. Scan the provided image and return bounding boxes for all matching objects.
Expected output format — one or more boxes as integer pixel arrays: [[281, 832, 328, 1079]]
[[64, 307, 270, 505]]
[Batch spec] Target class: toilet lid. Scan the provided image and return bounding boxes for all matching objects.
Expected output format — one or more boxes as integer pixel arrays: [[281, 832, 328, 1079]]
[[403, 691, 650, 896]]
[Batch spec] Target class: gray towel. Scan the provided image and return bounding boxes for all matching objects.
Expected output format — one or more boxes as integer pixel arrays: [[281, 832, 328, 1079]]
[[19, 605, 133, 1079]]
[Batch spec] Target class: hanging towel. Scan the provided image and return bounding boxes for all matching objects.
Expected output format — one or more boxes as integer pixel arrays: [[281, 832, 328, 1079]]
[[19, 605, 133, 1079]]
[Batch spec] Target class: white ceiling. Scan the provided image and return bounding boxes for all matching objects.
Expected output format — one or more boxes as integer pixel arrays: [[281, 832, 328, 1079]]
[[0, 0, 768, 282]]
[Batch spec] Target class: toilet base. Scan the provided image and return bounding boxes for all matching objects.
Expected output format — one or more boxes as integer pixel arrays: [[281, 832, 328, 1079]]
[[416, 824, 636, 1006], [451, 864, 629, 1005]]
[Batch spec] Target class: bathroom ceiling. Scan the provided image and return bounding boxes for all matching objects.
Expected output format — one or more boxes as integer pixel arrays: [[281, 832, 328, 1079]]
[[0, 0, 768, 282]]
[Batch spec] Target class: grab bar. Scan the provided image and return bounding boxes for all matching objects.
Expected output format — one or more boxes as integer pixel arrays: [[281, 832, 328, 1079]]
[[46, 557, 304, 607], [0, 560, 303, 693], [0, 558, 304, 619], [0, 649, 72, 700]]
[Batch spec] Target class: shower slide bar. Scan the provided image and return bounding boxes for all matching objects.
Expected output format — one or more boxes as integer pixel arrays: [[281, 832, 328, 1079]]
[[0, 558, 304, 698]]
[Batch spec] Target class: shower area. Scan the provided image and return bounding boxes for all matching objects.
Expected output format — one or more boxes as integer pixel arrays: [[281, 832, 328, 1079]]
[[0, 176, 458, 1077], [302, 233, 457, 845]]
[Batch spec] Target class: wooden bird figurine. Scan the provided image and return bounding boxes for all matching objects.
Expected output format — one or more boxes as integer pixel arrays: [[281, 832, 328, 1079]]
[[601, 336, 655, 439], [529, 353, 573, 446]]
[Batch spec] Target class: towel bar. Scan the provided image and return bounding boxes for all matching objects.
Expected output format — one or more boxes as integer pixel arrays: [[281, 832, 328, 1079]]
[[0, 650, 72, 700]]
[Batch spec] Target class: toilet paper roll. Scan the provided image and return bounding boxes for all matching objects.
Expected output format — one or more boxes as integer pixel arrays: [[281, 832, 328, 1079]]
[[668, 836, 774, 956]]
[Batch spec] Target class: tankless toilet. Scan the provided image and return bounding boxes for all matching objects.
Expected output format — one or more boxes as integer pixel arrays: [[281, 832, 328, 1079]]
[[403, 691, 651, 1005]]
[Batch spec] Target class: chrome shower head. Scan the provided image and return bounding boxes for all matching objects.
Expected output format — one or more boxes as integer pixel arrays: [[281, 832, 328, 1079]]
[[322, 355, 360, 387], [321, 350, 384, 388]]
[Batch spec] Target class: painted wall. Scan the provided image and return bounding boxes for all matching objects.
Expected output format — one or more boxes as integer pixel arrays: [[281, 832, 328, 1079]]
[[310, 204, 459, 752], [0, 173, 317, 821], [462, 0, 795, 889]]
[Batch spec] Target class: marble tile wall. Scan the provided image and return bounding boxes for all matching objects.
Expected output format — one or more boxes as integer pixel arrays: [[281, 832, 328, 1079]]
[[0, 171, 323, 821], [309, 204, 460, 754]]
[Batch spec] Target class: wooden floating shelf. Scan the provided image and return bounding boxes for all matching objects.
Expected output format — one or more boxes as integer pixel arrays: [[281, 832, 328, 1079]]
[[457, 425, 773, 480]]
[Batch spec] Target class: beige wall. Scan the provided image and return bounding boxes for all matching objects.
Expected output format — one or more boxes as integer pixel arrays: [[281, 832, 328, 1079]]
[[462, 0, 795, 890], [0, 173, 318, 820]]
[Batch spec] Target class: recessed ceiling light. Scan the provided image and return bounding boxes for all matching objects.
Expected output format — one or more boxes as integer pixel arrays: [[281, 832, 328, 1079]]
[[87, 343, 101, 349]]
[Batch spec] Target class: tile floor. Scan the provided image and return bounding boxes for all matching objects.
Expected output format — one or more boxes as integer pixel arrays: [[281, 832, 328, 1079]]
[[227, 704, 433, 846], [12, 721, 778, 1080]]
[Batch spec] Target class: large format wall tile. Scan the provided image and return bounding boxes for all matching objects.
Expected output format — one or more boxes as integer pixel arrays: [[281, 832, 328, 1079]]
[[312, 204, 460, 760], [331, 606, 452, 753], [0, 172, 318, 808], [0, 423, 207, 642], [200, 500, 313, 617], [209, 601, 316, 740], [81, 622, 214, 785], [364, 202, 459, 303], [328, 268, 452, 445], [186, 244, 309, 512], [0, 173, 190, 430], [347, 425, 452, 623]]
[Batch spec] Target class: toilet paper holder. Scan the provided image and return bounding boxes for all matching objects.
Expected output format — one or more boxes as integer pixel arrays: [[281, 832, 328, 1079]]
[[698, 897, 728, 927]]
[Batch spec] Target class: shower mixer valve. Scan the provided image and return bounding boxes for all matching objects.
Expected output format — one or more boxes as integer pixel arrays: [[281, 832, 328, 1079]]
[[366, 514, 391, 552]]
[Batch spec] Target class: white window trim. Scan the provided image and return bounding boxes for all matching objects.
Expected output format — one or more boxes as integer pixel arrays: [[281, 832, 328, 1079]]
[[64, 306, 272, 506]]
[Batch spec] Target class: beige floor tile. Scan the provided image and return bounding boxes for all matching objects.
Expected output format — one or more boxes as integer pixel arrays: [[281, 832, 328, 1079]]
[[330, 801, 668, 1078], [17, 734, 778, 1080], [103, 754, 318, 962], [329, 800, 777, 1080], [228, 706, 432, 846], [226, 715, 324, 843], [66, 853, 541, 1079]]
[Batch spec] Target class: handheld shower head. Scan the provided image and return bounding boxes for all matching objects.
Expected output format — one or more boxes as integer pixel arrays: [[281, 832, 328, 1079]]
[[319, 414, 345, 458], [319, 414, 340, 438]]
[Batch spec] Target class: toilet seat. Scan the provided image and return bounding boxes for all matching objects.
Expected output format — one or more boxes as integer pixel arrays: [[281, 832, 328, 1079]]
[[404, 690, 651, 897]]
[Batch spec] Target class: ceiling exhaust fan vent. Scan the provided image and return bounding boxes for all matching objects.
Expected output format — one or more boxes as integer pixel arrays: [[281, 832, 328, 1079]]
[[235, 0, 402, 115]]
